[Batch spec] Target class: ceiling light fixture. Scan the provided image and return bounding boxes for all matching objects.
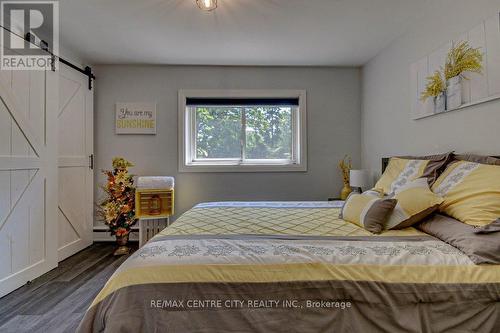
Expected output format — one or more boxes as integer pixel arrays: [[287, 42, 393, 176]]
[[196, 0, 217, 11]]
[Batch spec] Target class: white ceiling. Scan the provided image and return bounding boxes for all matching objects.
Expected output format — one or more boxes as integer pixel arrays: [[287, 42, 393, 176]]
[[59, 0, 428, 66]]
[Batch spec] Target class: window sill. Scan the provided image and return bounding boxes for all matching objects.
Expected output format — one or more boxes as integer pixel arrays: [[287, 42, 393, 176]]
[[179, 163, 307, 173]]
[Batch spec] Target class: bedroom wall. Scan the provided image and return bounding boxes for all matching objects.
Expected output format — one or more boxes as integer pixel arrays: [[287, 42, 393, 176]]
[[361, 0, 500, 180], [94, 65, 361, 225]]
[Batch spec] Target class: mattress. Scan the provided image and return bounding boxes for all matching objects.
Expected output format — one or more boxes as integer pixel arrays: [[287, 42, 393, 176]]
[[77, 202, 500, 333]]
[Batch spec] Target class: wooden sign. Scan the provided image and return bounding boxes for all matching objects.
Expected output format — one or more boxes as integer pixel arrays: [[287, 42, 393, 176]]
[[116, 102, 156, 134]]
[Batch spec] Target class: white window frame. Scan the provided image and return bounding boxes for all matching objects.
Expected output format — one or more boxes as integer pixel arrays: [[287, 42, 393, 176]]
[[178, 89, 307, 173]]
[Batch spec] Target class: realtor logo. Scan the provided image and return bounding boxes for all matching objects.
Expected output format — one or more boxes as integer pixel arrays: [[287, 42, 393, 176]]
[[1, 0, 59, 70]]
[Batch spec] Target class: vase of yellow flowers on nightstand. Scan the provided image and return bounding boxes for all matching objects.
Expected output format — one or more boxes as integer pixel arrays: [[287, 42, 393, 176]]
[[96, 157, 138, 256], [339, 155, 352, 200]]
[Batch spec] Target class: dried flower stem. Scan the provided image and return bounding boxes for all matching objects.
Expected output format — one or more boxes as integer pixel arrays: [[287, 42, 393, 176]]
[[339, 155, 352, 186]]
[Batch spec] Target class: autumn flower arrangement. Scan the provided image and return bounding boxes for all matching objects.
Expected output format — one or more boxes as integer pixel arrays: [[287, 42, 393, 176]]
[[96, 157, 137, 239]]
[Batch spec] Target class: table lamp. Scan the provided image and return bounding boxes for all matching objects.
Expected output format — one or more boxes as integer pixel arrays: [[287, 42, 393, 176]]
[[349, 170, 369, 193]]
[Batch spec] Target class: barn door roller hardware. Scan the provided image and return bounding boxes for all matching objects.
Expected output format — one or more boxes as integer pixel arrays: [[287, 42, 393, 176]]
[[25, 32, 95, 90], [59, 58, 95, 90]]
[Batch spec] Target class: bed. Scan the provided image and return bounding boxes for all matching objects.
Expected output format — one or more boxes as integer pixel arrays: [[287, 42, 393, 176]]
[[77, 199, 500, 332]]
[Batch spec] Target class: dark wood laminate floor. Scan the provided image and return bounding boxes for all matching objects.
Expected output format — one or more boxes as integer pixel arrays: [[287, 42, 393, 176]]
[[0, 242, 137, 333]]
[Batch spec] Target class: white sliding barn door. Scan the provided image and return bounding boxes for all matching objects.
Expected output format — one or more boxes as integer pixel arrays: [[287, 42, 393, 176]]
[[0, 35, 59, 297], [57, 64, 93, 261]]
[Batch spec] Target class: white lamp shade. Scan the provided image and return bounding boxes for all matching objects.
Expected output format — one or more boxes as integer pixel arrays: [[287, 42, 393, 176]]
[[349, 169, 369, 189]]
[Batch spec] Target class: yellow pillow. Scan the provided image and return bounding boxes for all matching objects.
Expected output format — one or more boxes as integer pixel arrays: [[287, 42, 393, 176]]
[[340, 192, 397, 234], [432, 161, 500, 226], [385, 178, 443, 230], [375, 158, 430, 194]]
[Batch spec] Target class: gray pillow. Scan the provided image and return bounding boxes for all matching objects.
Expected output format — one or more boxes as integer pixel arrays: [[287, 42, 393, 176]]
[[418, 214, 500, 264], [453, 153, 500, 165]]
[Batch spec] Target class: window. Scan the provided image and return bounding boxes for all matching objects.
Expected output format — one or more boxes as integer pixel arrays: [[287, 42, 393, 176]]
[[179, 90, 307, 172]]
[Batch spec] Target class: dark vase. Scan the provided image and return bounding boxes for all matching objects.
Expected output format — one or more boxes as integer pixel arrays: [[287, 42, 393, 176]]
[[114, 234, 130, 256]]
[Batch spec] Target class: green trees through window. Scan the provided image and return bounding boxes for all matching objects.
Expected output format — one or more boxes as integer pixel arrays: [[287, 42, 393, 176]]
[[195, 106, 293, 161]]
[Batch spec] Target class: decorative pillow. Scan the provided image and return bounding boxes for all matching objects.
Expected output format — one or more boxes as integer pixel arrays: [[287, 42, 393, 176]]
[[385, 178, 443, 230], [340, 192, 397, 234], [375, 153, 451, 195], [398, 152, 454, 184], [432, 160, 500, 226], [418, 214, 500, 264], [362, 188, 384, 197], [474, 219, 500, 234], [453, 153, 500, 165]]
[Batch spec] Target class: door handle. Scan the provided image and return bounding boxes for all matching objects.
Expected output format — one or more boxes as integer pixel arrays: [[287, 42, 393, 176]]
[[89, 154, 94, 170]]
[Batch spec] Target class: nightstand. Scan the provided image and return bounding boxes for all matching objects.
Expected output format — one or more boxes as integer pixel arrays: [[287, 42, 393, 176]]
[[135, 176, 175, 247], [138, 216, 170, 248]]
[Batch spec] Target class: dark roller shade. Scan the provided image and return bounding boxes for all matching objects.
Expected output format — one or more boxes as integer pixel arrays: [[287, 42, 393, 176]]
[[186, 98, 299, 106]]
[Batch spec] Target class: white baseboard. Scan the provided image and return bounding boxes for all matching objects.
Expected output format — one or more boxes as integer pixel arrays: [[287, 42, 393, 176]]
[[93, 226, 139, 242]]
